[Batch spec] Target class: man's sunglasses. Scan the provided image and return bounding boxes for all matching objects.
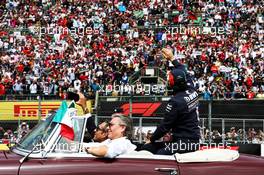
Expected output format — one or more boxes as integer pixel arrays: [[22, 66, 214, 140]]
[[108, 122, 126, 128]]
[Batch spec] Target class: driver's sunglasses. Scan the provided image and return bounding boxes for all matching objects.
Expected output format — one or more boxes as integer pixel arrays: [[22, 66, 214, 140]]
[[95, 122, 109, 132], [95, 126, 108, 132]]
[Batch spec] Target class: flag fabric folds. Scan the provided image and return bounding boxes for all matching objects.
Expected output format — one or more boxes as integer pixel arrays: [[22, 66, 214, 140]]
[[52, 100, 76, 140]]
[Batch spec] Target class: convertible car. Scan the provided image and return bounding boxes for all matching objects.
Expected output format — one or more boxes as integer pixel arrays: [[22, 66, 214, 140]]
[[1, 113, 264, 175]]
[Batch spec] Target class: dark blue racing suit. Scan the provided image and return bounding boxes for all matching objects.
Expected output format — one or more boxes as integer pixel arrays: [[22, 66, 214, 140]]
[[150, 87, 200, 154], [146, 59, 200, 154]]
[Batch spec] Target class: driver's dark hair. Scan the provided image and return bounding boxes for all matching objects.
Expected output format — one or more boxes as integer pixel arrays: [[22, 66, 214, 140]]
[[171, 69, 188, 93], [98, 121, 109, 132], [111, 113, 133, 140]]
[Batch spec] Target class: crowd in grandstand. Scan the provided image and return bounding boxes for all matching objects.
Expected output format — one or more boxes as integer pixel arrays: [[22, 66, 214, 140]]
[[0, 0, 263, 100]]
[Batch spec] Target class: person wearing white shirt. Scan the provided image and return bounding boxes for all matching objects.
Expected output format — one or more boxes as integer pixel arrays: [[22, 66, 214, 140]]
[[133, 29, 139, 38], [29, 82, 38, 94], [68, 69, 75, 84], [99, 137, 136, 158], [13, 80, 23, 95], [73, 78, 81, 92], [85, 114, 136, 158], [0, 39, 3, 50]]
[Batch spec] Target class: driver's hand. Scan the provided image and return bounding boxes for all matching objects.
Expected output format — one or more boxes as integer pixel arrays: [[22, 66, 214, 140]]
[[145, 140, 151, 144], [84, 147, 90, 154], [76, 92, 87, 110], [161, 48, 174, 61]]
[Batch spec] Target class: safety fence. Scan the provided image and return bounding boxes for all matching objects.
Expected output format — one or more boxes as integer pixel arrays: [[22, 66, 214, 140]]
[[0, 99, 263, 146], [95, 116, 264, 144]]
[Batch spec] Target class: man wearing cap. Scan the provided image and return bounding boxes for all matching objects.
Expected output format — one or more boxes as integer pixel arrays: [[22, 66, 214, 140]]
[[143, 48, 200, 155]]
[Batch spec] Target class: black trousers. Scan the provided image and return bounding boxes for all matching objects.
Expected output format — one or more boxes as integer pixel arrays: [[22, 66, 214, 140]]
[[140, 139, 200, 155]]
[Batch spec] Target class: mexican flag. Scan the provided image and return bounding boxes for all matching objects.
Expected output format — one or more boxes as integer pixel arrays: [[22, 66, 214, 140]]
[[52, 100, 76, 140]]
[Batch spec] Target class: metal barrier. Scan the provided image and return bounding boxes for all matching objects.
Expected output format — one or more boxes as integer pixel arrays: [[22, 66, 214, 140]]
[[0, 114, 263, 145], [0, 98, 263, 145], [199, 118, 264, 144], [94, 115, 264, 144]]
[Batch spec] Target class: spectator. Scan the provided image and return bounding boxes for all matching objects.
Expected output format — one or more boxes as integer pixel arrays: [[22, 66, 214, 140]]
[[144, 130, 153, 143], [29, 81, 38, 94], [0, 82, 5, 96], [0, 127, 5, 139], [246, 89, 255, 99], [17, 122, 29, 142], [0, 0, 262, 100], [2, 133, 10, 146], [203, 85, 212, 100], [13, 80, 23, 95]]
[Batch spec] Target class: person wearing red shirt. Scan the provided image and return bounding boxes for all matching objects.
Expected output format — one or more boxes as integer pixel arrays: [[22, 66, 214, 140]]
[[79, 73, 88, 81], [243, 74, 253, 89], [16, 63, 24, 73], [0, 83, 5, 96], [201, 52, 207, 62], [211, 64, 218, 76], [247, 90, 255, 99]]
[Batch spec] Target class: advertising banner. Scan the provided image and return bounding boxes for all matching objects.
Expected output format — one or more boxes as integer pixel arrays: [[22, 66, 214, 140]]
[[97, 100, 264, 119], [0, 101, 92, 121], [98, 101, 167, 117]]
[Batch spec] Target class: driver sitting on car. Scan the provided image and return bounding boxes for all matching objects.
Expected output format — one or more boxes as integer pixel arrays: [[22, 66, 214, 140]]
[[91, 121, 109, 142], [76, 92, 136, 158]]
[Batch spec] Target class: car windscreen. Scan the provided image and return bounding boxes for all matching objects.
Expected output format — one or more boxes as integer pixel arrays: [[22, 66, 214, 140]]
[[16, 113, 57, 151], [52, 117, 86, 153]]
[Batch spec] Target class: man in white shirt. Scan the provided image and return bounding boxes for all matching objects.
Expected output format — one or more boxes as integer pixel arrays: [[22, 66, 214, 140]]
[[29, 81, 38, 94], [13, 80, 23, 95], [85, 114, 136, 158], [73, 78, 81, 92]]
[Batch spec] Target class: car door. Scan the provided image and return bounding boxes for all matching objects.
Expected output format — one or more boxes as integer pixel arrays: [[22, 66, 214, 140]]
[[19, 155, 179, 175]]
